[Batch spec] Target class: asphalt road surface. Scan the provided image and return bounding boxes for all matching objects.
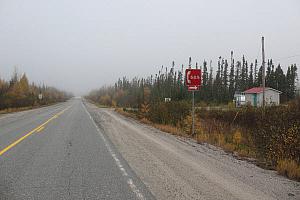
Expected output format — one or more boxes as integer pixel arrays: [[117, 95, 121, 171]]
[[0, 98, 299, 200], [0, 99, 154, 200]]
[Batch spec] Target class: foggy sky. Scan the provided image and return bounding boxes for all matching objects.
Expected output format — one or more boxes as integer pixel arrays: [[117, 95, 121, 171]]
[[1, 0, 300, 95]]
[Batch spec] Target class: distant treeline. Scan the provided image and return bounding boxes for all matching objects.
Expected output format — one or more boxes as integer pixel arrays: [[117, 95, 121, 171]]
[[0, 70, 72, 110], [88, 54, 298, 107]]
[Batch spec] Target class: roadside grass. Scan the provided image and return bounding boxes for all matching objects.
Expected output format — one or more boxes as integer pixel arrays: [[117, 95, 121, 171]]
[[94, 103, 109, 108], [0, 106, 34, 114], [116, 107, 256, 159], [153, 124, 183, 136], [115, 108, 139, 119], [277, 159, 300, 180], [114, 106, 299, 181], [0, 103, 57, 115], [115, 108, 185, 136], [193, 118, 256, 159]]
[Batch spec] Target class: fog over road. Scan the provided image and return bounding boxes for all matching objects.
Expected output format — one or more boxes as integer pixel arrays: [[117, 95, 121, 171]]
[[0, 98, 299, 199]]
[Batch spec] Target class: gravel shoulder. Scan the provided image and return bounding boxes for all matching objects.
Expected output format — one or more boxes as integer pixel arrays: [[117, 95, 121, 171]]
[[86, 103, 300, 200]]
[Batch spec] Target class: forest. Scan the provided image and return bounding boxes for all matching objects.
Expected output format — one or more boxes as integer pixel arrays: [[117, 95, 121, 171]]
[[0, 70, 72, 111], [87, 53, 299, 180], [88, 53, 298, 107]]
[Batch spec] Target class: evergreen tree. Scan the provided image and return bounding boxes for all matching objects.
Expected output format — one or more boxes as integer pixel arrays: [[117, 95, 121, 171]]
[[254, 59, 258, 86], [248, 63, 254, 88], [240, 55, 248, 91], [274, 64, 286, 101], [202, 60, 209, 101], [223, 59, 229, 101], [229, 57, 235, 98], [235, 61, 241, 91], [257, 66, 263, 86], [208, 61, 213, 101], [214, 57, 222, 102]]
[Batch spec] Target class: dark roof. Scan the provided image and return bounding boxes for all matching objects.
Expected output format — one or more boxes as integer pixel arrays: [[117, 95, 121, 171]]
[[244, 87, 282, 94]]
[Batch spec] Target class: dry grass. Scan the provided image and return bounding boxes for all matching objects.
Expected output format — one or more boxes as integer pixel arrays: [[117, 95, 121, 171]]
[[116, 108, 184, 136], [0, 106, 34, 114], [116, 107, 299, 181], [277, 159, 300, 180], [196, 133, 209, 143], [223, 143, 236, 152], [140, 117, 151, 124], [117, 107, 256, 158], [115, 108, 138, 119], [0, 102, 59, 115], [153, 124, 183, 136], [194, 119, 257, 157]]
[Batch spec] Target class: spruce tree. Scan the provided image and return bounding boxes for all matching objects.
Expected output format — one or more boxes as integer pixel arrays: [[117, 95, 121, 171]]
[[223, 59, 229, 101], [229, 57, 235, 98], [249, 63, 254, 88], [208, 62, 213, 101], [254, 59, 258, 86], [235, 61, 241, 91]]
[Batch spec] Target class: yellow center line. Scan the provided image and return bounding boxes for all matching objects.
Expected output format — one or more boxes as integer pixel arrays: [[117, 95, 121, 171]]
[[36, 126, 45, 133], [0, 106, 71, 156]]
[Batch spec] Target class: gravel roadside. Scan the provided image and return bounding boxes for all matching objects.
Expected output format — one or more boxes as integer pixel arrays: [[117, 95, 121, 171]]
[[86, 103, 300, 200]]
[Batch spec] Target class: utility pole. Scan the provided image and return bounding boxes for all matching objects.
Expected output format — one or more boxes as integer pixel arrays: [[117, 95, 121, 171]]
[[231, 51, 233, 67], [262, 37, 266, 109]]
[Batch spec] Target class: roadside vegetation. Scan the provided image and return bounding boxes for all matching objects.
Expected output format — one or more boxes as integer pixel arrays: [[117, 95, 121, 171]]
[[0, 70, 72, 112], [87, 54, 299, 180]]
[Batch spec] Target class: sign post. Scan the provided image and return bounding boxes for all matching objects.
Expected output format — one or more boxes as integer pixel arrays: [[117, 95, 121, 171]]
[[192, 90, 195, 136], [185, 68, 201, 136]]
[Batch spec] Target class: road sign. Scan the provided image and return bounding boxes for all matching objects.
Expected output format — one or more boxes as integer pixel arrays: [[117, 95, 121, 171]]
[[164, 98, 171, 102], [185, 68, 201, 136], [188, 85, 200, 91], [186, 69, 201, 91], [185, 69, 201, 87], [38, 93, 43, 100]]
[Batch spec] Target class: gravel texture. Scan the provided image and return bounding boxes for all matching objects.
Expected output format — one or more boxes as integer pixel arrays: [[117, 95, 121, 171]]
[[87, 103, 300, 200]]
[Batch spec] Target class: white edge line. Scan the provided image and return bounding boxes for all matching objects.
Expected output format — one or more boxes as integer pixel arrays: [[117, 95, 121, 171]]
[[82, 102, 146, 200]]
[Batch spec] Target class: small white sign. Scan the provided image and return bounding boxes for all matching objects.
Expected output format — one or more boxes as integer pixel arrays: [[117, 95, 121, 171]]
[[164, 98, 171, 102]]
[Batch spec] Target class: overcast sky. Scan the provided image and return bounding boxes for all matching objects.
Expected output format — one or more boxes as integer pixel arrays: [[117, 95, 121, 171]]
[[0, 0, 299, 95]]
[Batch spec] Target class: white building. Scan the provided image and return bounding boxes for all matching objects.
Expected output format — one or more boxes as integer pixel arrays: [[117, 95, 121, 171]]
[[296, 86, 300, 97], [244, 87, 282, 107], [234, 92, 246, 107]]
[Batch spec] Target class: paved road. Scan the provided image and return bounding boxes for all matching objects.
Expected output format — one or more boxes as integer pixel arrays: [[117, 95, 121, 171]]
[[1, 98, 299, 200], [0, 99, 153, 200]]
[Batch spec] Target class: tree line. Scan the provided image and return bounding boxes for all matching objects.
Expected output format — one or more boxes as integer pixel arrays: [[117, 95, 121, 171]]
[[88, 52, 298, 107], [0, 70, 72, 110], [87, 53, 300, 180]]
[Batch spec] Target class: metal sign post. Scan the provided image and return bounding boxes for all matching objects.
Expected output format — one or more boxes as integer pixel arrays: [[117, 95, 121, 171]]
[[192, 90, 195, 136], [185, 67, 201, 136]]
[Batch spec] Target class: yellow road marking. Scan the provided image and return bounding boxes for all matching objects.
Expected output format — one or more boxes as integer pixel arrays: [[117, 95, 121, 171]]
[[0, 106, 71, 156], [36, 126, 45, 133]]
